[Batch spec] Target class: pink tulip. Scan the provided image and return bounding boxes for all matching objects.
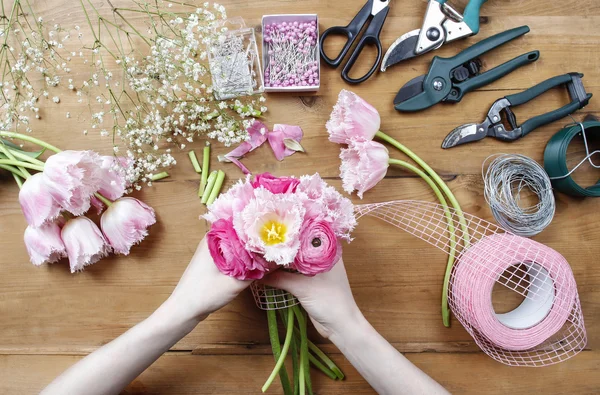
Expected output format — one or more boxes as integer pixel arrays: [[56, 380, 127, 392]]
[[97, 156, 128, 200], [61, 216, 110, 272], [326, 89, 381, 144], [207, 218, 269, 280], [100, 197, 156, 255], [43, 150, 103, 216], [340, 140, 389, 198], [24, 221, 67, 266], [251, 173, 300, 194], [18, 172, 61, 227], [293, 219, 341, 276]]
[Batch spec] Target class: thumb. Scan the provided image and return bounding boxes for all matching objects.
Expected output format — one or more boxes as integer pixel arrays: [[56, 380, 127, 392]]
[[260, 270, 309, 297]]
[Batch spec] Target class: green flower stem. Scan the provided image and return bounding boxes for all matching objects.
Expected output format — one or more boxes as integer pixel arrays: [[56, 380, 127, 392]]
[[262, 308, 294, 393], [150, 171, 169, 181], [377, 131, 470, 327], [13, 173, 23, 188], [388, 159, 457, 327], [198, 145, 211, 197], [206, 170, 225, 206], [0, 163, 27, 179], [306, 338, 344, 380], [292, 307, 311, 395], [94, 192, 113, 207], [201, 171, 218, 204], [267, 307, 293, 395], [0, 131, 61, 153], [0, 143, 31, 178], [308, 354, 337, 380], [188, 150, 202, 173], [0, 159, 44, 172], [6, 148, 45, 166]]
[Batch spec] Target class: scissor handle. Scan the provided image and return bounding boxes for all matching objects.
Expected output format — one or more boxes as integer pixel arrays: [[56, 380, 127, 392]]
[[319, 0, 374, 67], [341, 5, 389, 84], [341, 36, 383, 84]]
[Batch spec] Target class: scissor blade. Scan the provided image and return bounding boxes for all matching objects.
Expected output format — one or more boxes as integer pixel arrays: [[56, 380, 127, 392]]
[[393, 74, 425, 106], [381, 30, 420, 72], [441, 124, 487, 149]]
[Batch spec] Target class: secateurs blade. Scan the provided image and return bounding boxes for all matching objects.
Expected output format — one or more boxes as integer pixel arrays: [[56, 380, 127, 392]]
[[442, 73, 592, 149], [394, 25, 539, 112], [381, 0, 488, 72]]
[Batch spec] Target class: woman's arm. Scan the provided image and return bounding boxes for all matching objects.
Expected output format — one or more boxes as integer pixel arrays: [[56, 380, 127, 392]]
[[42, 238, 250, 395], [261, 260, 449, 395]]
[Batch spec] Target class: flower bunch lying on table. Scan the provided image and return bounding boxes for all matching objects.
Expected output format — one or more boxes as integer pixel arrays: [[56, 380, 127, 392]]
[[0, 132, 156, 272], [204, 172, 355, 393], [326, 89, 469, 328]]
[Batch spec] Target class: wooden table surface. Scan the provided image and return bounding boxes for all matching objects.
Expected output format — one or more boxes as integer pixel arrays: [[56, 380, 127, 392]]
[[1, 0, 600, 393]]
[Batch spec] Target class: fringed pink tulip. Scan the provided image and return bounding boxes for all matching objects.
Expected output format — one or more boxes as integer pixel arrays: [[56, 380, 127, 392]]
[[340, 140, 389, 198], [18, 172, 61, 227], [97, 156, 128, 200], [61, 216, 110, 273], [24, 221, 67, 266], [326, 89, 381, 144], [43, 150, 103, 216], [100, 197, 156, 255], [293, 219, 341, 276]]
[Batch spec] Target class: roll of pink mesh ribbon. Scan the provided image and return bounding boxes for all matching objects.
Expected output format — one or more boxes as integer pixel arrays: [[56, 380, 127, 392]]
[[355, 200, 587, 367]]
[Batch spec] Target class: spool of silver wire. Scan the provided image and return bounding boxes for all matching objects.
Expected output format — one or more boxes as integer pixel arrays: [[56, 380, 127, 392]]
[[483, 154, 555, 237]]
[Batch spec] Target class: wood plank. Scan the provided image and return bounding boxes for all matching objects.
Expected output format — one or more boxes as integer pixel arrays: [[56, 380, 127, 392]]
[[1, 351, 598, 394]]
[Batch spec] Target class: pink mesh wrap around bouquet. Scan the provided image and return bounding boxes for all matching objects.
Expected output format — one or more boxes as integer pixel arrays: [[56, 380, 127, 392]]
[[355, 200, 586, 367]]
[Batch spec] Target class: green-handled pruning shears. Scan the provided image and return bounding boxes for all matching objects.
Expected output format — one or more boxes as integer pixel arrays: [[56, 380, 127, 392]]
[[381, 0, 488, 72]]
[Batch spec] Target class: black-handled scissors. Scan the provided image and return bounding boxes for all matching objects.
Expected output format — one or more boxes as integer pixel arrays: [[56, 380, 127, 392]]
[[320, 0, 391, 84]]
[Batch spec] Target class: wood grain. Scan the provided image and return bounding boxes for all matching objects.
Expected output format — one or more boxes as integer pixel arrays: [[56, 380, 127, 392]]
[[1, 0, 599, 393]]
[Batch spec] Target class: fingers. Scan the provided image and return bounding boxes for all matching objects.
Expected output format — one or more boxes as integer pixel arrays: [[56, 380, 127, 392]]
[[260, 270, 310, 296]]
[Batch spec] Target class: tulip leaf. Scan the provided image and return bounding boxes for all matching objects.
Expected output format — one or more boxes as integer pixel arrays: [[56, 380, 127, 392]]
[[283, 138, 305, 153], [1, 139, 46, 158]]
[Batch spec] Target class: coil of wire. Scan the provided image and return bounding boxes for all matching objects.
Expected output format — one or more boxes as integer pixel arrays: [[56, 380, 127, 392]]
[[483, 154, 555, 237]]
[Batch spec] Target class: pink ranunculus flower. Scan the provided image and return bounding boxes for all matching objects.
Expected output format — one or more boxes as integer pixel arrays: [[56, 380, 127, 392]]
[[234, 188, 305, 265], [251, 173, 300, 194], [18, 172, 61, 227], [340, 140, 389, 199], [61, 216, 111, 273], [207, 218, 269, 280], [293, 219, 342, 276], [43, 150, 103, 216], [23, 221, 67, 266], [101, 197, 156, 255], [326, 89, 381, 144], [97, 156, 128, 200], [204, 175, 255, 223]]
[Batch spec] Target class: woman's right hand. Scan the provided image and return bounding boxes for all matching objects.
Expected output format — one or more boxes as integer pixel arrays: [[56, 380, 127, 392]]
[[260, 259, 361, 339]]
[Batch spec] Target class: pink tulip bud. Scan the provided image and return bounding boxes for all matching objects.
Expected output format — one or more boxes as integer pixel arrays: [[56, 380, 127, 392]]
[[24, 221, 66, 266], [100, 198, 156, 255], [19, 172, 61, 227], [326, 89, 381, 144], [340, 140, 389, 198], [43, 150, 103, 216], [61, 216, 110, 273]]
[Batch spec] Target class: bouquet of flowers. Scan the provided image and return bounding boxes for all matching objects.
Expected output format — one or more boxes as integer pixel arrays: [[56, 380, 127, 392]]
[[204, 172, 355, 393], [0, 132, 155, 272]]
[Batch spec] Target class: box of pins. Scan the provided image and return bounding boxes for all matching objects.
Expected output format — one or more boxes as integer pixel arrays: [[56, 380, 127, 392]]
[[261, 14, 320, 92]]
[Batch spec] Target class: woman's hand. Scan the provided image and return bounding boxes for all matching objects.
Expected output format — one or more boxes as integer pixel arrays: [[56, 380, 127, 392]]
[[260, 259, 361, 339], [163, 237, 253, 324]]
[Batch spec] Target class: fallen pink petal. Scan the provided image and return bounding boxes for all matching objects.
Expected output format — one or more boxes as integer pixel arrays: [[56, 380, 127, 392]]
[[220, 121, 269, 174], [267, 124, 304, 161]]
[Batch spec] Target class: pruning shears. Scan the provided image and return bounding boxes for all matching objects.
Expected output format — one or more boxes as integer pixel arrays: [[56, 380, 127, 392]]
[[381, 0, 488, 72], [393, 26, 539, 112], [442, 73, 593, 149]]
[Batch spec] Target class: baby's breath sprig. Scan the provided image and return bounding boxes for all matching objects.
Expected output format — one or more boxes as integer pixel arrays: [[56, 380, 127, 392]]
[[0, 0, 268, 190]]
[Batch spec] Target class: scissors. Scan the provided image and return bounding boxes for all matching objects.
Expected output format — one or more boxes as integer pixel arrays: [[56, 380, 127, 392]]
[[319, 0, 391, 84]]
